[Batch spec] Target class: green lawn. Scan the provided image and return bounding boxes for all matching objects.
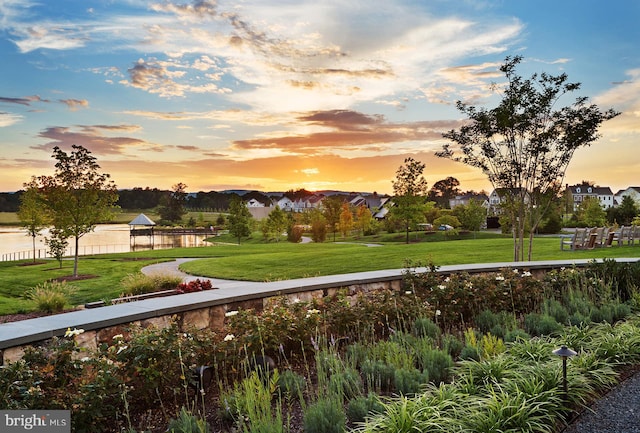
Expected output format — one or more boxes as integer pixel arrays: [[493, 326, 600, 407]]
[[1, 230, 639, 315]]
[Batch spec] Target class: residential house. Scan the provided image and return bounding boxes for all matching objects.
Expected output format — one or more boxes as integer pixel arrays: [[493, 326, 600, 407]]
[[293, 194, 324, 212], [566, 184, 615, 212], [350, 193, 391, 217], [246, 198, 265, 207], [276, 196, 295, 212], [615, 187, 640, 207], [449, 193, 489, 209]]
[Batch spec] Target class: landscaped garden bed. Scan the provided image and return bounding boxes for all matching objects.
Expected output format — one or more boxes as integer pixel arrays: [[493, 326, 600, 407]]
[[2, 259, 640, 432]]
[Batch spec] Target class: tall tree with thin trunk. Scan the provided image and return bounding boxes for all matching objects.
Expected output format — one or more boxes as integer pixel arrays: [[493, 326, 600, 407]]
[[390, 157, 429, 244], [18, 178, 50, 263], [35, 145, 118, 277], [438, 56, 619, 261], [322, 196, 343, 242]]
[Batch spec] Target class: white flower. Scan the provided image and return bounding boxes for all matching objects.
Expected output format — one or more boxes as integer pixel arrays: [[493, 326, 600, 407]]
[[80, 357, 91, 362], [495, 276, 505, 281], [522, 271, 532, 277], [437, 285, 446, 290], [444, 277, 450, 283], [112, 334, 123, 340], [405, 291, 412, 295], [223, 334, 235, 342], [306, 309, 320, 315], [65, 328, 85, 338], [293, 298, 301, 303], [513, 269, 519, 274], [117, 345, 128, 354], [435, 309, 442, 316], [225, 310, 239, 317]]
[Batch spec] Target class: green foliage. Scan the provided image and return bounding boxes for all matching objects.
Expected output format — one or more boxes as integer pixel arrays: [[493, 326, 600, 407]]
[[262, 206, 288, 242], [159, 183, 188, 224], [277, 370, 306, 400], [504, 328, 530, 343], [390, 157, 429, 244], [227, 196, 253, 243], [433, 215, 461, 229], [453, 199, 487, 232], [412, 317, 441, 340], [18, 180, 51, 263], [576, 196, 607, 227], [361, 359, 396, 393], [45, 228, 68, 269], [346, 393, 384, 424], [416, 348, 452, 384], [303, 398, 346, 433], [120, 272, 182, 296], [166, 407, 210, 433], [524, 313, 563, 337], [26, 281, 75, 313], [394, 367, 428, 395]]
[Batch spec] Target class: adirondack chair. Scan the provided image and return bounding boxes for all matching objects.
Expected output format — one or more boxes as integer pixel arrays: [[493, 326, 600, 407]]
[[589, 227, 609, 248], [616, 226, 633, 246], [603, 227, 616, 247], [561, 228, 588, 250]]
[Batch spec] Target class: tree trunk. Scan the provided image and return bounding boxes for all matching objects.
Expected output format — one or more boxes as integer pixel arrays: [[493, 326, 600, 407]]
[[73, 235, 79, 277], [32, 234, 37, 263]]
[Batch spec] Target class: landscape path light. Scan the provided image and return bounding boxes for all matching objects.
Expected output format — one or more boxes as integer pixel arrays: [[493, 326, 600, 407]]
[[552, 345, 577, 411]]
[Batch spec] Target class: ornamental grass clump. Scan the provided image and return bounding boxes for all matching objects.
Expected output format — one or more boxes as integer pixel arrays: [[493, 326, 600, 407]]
[[120, 272, 182, 296], [26, 280, 75, 313]]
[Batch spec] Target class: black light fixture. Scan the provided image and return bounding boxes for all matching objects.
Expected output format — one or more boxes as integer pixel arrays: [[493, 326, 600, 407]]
[[191, 365, 213, 393], [553, 345, 577, 408]]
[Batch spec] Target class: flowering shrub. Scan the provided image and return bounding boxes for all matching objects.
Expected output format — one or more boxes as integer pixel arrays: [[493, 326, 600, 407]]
[[176, 279, 214, 294], [403, 267, 545, 330]]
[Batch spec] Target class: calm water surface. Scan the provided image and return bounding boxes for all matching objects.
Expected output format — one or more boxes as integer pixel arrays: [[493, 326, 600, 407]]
[[0, 224, 131, 257]]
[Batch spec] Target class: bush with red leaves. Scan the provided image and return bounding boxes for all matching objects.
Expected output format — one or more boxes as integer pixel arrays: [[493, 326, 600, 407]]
[[176, 279, 214, 294]]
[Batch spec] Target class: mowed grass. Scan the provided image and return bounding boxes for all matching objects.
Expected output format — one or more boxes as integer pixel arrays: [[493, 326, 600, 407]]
[[1, 230, 639, 315], [181, 236, 640, 280]]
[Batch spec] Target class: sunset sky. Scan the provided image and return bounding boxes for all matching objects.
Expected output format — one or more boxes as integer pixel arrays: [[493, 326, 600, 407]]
[[0, 0, 638, 195]]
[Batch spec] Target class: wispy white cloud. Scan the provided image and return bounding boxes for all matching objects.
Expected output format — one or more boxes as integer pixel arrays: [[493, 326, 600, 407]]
[[0, 111, 23, 127]]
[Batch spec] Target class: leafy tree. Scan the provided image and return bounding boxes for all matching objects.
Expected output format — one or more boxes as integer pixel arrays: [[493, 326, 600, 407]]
[[45, 228, 68, 269], [18, 178, 50, 263], [339, 203, 354, 237], [453, 198, 487, 234], [608, 195, 638, 226], [356, 204, 373, 236], [390, 157, 429, 244], [35, 145, 119, 277], [322, 196, 343, 242], [310, 209, 327, 243], [576, 196, 606, 227], [428, 177, 461, 208], [438, 56, 619, 261], [159, 182, 188, 224], [262, 206, 288, 242], [228, 196, 252, 244]]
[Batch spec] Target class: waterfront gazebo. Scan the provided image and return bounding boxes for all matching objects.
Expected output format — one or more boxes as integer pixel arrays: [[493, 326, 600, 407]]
[[128, 213, 156, 250]]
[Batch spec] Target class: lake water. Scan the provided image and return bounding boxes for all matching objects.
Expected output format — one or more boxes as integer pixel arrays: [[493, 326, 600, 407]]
[[0, 224, 208, 261]]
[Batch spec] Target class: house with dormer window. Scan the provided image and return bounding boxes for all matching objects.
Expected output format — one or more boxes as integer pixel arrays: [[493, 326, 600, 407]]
[[566, 184, 615, 212]]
